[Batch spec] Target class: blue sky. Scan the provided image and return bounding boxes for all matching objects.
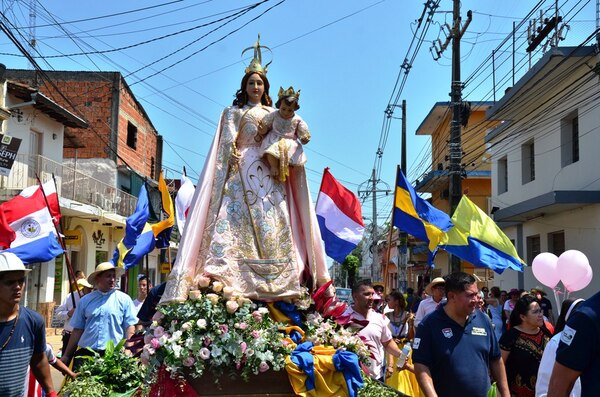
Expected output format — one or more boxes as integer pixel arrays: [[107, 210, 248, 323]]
[[0, 0, 594, 225]]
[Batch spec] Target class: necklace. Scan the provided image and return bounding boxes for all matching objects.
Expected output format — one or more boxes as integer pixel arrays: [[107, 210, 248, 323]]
[[0, 308, 19, 354]]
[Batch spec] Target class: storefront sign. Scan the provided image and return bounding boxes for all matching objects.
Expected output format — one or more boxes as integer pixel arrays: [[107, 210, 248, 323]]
[[0, 134, 22, 176], [160, 263, 171, 274], [63, 229, 82, 245]]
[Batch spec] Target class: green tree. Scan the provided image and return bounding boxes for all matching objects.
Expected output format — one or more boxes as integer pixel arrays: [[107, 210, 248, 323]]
[[342, 254, 360, 289]]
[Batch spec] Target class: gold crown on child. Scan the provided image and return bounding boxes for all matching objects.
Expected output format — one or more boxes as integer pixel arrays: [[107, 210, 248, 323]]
[[242, 34, 272, 75], [278, 86, 300, 100]]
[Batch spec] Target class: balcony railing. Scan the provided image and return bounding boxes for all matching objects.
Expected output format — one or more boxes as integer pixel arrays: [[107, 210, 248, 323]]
[[0, 154, 137, 217]]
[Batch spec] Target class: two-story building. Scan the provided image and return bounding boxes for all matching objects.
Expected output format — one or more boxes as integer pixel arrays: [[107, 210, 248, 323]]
[[0, 71, 88, 321], [2, 69, 167, 319], [486, 46, 600, 297], [411, 101, 496, 287]]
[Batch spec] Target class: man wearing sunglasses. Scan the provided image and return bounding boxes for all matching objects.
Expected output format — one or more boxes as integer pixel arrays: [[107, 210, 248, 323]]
[[0, 252, 56, 397]]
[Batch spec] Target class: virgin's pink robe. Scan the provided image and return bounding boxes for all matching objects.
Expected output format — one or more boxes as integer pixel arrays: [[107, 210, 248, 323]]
[[161, 103, 330, 303]]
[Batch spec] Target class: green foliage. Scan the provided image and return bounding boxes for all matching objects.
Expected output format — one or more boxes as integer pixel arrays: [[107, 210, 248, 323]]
[[61, 339, 144, 397], [358, 372, 405, 397], [342, 254, 360, 274]]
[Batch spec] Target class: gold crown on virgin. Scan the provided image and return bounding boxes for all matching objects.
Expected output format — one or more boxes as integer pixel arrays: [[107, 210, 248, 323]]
[[278, 86, 300, 100], [242, 34, 272, 75]]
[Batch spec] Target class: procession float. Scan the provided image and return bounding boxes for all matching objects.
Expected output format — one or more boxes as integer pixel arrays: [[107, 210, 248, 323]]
[[63, 36, 405, 397]]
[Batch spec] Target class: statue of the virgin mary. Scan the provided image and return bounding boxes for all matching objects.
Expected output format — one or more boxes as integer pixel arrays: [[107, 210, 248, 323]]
[[161, 36, 331, 303]]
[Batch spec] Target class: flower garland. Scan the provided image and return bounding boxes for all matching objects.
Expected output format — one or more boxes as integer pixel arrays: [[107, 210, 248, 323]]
[[141, 278, 293, 383]]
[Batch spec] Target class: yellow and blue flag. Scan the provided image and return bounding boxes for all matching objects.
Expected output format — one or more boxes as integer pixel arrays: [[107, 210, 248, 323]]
[[112, 184, 155, 270], [151, 171, 175, 248], [440, 196, 525, 274], [393, 169, 453, 252]]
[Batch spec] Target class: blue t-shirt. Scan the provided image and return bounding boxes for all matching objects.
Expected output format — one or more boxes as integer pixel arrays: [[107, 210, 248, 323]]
[[556, 291, 600, 396], [0, 306, 46, 397], [412, 306, 500, 397]]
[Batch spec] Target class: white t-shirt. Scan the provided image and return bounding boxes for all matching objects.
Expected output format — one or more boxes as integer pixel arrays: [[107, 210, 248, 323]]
[[535, 333, 581, 397], [344, 308, 392, 379], [414, 297, 445, 328], [132, 298, 145, 316]]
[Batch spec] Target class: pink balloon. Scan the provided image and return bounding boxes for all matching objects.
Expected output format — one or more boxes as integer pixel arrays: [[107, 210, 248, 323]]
[[557, 250, 593, 292], [532, 252, 560, 288]]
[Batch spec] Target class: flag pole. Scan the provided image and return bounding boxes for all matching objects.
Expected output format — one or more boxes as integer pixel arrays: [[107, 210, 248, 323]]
[[383, 166, 400, 293], [37, 174, 81, 308]]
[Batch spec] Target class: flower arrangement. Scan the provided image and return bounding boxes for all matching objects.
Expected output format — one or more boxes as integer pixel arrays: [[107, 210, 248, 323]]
[[141, 278, 294, 383], [304, 311, 371, 366]]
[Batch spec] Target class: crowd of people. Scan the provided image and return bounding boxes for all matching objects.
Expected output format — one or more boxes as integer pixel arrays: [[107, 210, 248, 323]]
[[346, 274, 599, 397]]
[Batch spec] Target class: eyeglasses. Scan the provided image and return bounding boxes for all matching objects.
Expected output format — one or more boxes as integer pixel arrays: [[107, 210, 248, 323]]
[[0, 278, 26, 287]]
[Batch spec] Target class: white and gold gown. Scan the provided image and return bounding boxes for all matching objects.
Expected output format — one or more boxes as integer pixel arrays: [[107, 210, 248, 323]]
[[161, 102, 330, 302]]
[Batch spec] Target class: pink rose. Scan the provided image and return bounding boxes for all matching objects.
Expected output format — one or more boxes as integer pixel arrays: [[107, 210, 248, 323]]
[[182, 356, 195, 367], [240, 341, 247, 354], [259, 362, 269, 373], [144, 333, 153, 345], [219, 324, 229, 334], [212, 281, 224, 292], [199, 347, 211, 360], [252, 311, 263, 322], [226, 300, 239, 314], [197, 275, 211, 288], [153, 326, 165, 338], [222, 286, 235, 299], [150, 338, 161, 349], [188, 289, 201, 300], [203, 337, 212, 346], [238, 322, 248, 330], [251, 330, 260, 339]]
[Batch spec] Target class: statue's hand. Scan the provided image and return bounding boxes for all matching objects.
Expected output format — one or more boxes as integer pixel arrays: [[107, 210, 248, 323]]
[[300, 136, 310, 145]]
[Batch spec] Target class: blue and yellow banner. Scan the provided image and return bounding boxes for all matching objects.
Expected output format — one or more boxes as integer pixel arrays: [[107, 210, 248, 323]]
[[151, 171, 175, 248], [440, 195, 525, 274], [393, 169, 453, 252]]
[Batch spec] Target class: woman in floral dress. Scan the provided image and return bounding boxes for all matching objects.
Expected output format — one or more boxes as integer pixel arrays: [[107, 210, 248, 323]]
[[499, 294, 551, 397]]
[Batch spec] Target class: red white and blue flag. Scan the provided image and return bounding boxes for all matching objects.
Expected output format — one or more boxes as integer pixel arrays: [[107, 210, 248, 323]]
[[0, 181, 63, 264], [315, 168, 364, 263]]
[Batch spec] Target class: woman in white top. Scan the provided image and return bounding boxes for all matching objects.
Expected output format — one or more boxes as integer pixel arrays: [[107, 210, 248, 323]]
[[535, 298, 585, 397]]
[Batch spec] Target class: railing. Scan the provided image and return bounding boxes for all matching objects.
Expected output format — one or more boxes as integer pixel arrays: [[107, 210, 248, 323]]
[[0, 154, 137, 217]]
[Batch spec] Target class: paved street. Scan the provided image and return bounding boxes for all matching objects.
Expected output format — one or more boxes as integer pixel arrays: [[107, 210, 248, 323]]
[[47, 329, 66, 392]]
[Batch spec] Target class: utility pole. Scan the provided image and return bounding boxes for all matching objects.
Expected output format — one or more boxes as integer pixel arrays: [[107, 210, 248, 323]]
[[449, 0, 471, 273], [358, 169, 391, 283], [399, 100, 408, 292]]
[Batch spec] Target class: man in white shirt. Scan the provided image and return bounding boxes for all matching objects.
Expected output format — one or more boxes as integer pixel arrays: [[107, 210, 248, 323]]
[[54, 278, 93, 355], [414, 277, 446, 328], [344, 280, 403, 380]]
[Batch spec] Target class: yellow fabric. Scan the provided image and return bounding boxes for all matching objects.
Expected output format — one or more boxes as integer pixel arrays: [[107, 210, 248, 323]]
[[267, 302, 293, 324], [395, 186, 445, 251], [440, 195, 525, 264], [385, 355, 424, 397], [285, 346, 350, 397], [151, 171, 175, 237]]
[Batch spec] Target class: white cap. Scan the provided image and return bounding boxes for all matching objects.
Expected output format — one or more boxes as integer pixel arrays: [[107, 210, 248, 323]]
[[0, 252, 31, 274]]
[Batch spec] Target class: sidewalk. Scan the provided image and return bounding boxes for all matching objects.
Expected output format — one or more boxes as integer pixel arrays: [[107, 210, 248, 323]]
[[46, 328, 66, 392]]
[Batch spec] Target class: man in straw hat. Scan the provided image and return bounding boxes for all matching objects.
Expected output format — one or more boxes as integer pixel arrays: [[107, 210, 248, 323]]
[[414, 277, 446, 328], [54, 277, 93, 356], [60, 262, 137, 371], [0, 252, 56, 397]]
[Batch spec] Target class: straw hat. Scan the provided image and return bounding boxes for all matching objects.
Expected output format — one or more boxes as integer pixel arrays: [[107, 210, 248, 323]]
[[76, 278, 93, 289], [425, 277, 446, 295], [0, 252, 31, 274], [87, 262, 123, 285]]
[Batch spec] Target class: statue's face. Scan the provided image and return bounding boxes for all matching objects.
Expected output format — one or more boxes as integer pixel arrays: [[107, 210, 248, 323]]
[[246, 73, 264, 104], [279, 102, 295, 119]]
